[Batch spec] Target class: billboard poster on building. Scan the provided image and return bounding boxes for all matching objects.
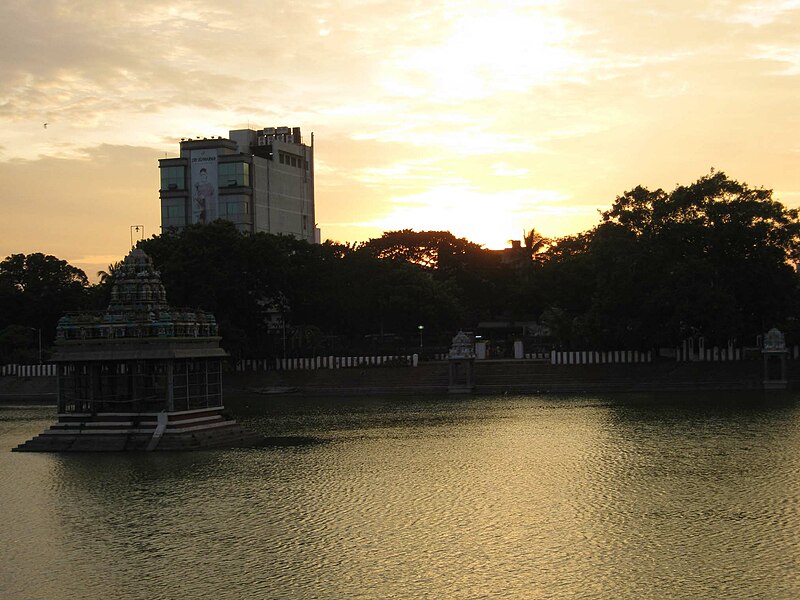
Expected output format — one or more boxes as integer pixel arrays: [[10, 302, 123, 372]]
[[190, 150, 218, 224]]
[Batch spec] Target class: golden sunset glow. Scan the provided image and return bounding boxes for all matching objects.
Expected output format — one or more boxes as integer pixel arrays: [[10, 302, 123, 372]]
[[2, 0, 800, 275]]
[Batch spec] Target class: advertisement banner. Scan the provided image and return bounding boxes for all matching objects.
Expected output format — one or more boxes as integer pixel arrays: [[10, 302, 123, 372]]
[[190, 150, 218, 224]]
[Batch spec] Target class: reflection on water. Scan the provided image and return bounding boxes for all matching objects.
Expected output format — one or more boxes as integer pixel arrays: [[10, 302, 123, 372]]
[[2, 392, 800, 599]]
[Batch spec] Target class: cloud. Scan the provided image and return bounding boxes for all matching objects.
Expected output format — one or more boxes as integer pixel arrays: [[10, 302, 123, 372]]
[[1, 0, 800, 261], [389, 6, 584, 102], [752, 44, 800, 75], [714, 0, 800, 26], [492, 162, 530, 177]]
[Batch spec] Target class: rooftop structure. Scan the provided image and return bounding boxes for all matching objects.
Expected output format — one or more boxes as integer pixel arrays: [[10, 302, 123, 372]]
[[159, 126, 318, 243]]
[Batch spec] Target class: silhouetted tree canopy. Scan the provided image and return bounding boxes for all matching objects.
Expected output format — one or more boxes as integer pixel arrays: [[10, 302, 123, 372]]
[[357, 229, 487, 270], [3, 171, 799, 361], [0, 253, 88, 330], [0, 253, 89, 360], [138, 223, 471, 357], [541, 171, 800, 348]]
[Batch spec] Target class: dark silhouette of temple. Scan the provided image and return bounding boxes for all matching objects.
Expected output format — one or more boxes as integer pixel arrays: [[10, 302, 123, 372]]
[[14, 248, 264, 451]]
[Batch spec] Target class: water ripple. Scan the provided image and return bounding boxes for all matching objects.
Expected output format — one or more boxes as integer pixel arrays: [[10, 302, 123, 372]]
[[3, 392, 800, 598]]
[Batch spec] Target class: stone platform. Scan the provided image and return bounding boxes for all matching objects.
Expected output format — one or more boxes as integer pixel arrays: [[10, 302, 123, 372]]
[[13, 407, 265, 452]]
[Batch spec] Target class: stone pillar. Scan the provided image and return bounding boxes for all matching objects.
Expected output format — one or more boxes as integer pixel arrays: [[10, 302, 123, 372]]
[[89, 363, 98, 414], [56, 365, 64, 413], [166, 362, 175, 412]]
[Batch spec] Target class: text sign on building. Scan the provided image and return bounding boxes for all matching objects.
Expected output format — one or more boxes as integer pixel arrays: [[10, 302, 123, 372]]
[[190, 150, 218, 224]]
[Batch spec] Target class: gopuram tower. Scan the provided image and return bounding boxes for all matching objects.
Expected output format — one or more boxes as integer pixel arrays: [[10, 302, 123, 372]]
[[14, 248, 264, 451]]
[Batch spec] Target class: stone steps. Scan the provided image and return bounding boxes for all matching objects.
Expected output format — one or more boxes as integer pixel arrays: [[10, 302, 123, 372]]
[[13, 412, 267, 452]]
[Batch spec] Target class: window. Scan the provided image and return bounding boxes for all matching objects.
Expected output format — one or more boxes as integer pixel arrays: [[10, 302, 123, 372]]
[[161, 205, 185, 221], [279, 152, 303, 169], [222, 202, 249, 216], [160, 165, 186, 191], [218, 162, 250, 187]]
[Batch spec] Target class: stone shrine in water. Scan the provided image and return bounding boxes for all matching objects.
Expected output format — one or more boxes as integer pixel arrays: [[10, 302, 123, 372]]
[[14, 248, 264, 451]]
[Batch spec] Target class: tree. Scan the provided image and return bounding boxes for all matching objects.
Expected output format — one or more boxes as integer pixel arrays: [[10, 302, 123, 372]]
[[139, 221, 273, 357], [542, 171, 800, 348], [0, 324, 41, 364], [358, 229, 486, 271], [0, 253, 90, 351], [85, 260, 125, 309], [523, 228, 550, 262]]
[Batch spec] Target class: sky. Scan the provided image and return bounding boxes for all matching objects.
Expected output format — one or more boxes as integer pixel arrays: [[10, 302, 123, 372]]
[[1, 0, 800, 279]]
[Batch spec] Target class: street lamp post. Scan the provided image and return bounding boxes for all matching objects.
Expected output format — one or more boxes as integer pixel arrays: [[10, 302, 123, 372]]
[[282, 316, 287, 360], [27, 327, 42, 364], [418, 325, 424, 355]]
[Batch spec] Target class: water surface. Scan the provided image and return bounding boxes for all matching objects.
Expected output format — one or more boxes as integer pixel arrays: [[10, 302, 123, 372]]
[[2, 392, 799, 599]]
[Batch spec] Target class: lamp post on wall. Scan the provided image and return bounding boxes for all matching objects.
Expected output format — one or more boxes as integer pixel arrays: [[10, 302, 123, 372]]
[[130, 225, 144, 248], [27, 327, 42, 364]]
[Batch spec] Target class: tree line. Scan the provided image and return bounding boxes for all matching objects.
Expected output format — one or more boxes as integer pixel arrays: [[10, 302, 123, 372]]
[[2, 171, 799, 363]]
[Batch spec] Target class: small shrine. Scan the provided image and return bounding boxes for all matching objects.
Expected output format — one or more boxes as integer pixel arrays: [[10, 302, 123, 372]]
[[762, 327, 789, 390], [14, 248, 264, 452], [448, 330, 475, 394]]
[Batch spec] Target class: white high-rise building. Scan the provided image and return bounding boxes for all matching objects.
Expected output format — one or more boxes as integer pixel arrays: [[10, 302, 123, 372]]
[[159, 126, 318, 243]]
